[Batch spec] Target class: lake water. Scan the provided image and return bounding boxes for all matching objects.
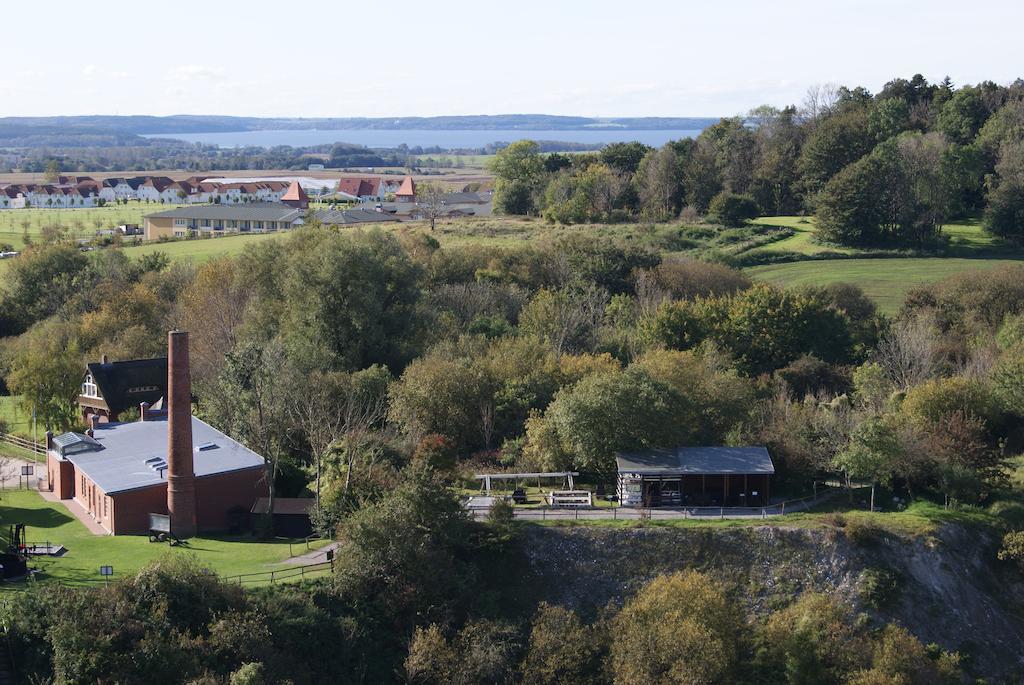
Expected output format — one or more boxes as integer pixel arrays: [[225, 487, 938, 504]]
[[143, 128, 705, 149]]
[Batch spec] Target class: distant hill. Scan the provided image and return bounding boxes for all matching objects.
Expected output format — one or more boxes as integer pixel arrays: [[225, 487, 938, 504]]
[[0, 114, 720, 147]]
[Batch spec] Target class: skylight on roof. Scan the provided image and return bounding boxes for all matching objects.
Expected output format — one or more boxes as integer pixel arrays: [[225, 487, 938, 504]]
[[195, 441, 219, 451]]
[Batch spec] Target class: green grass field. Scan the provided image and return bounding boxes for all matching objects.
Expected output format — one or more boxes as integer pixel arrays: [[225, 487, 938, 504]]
[[747, 217, 1024, 313], [0, 203, 156, 248], [0, 490, 329, 588], [748, 257, 1024, 314]]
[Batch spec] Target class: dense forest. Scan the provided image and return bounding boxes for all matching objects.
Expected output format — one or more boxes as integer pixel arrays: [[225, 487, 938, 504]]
[[491, 75, 1024, 243]]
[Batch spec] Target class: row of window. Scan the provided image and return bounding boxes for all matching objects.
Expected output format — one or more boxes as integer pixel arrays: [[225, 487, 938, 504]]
[[172, 219, 292, 230]]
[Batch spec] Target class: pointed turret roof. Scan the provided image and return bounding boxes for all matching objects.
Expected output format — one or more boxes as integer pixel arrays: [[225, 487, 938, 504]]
[[282, 181, 308, 202]]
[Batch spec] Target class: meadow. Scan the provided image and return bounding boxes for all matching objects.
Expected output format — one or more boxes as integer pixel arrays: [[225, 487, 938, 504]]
[[3, 206, 1022, 318], [0, 490, 329, 588]]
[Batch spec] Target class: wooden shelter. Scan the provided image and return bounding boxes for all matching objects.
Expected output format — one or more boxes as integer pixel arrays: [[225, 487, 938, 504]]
[[616, 447, 774, 507]]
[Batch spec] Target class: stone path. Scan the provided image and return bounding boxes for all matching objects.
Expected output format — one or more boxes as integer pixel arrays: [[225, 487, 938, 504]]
[[278, 541, 339, 566], [37, 487, 109, 535]]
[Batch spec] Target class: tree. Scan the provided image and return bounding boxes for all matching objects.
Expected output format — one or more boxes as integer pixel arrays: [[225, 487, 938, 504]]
[[521, 603, 605, 685], [798, 106, 873, 202], [279, 229, 421, 372], [177, 257, 251, 391], [490, 140, 545, 215], [757, 593, 867, 685], [718, 285, 853, 375], [333, 467, 476, 638], [936, 87, 988, 145], [610, 571, 739, 685], [984, 141, 1024, 241], [600, 141, 653, 174], [519, 285, 607, 356], [636, 144, 684, 219], [203, 339, 293, 536], [707, 191, 759, 226], [290, 366, 389, 508], [415, 182, 450, 231], [0, 243, 89, 333], [528, 365, 691, 475], [4, 321, 82, 432], [43, 160, 60, 183]]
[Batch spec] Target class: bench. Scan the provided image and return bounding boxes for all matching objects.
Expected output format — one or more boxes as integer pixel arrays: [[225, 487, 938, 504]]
[[547, 490, 593, 507]]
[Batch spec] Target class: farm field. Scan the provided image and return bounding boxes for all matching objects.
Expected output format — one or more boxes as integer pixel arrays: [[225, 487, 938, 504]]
[[0, 490, 330, 588]]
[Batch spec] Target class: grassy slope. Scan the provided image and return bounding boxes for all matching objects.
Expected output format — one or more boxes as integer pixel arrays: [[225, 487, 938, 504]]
[[748, 256, 1024, 314], [0, 490, 328, 588], [748, 217, 1024, 314]]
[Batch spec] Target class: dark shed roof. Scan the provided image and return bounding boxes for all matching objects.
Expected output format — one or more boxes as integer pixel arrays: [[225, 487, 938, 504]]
[[83, 357, 167, 417], [616, 446, 775, 475]]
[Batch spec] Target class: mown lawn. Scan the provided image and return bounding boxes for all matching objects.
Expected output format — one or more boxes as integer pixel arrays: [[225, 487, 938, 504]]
[[0, 490, 329, 589], [747, 256, 1024, 314]]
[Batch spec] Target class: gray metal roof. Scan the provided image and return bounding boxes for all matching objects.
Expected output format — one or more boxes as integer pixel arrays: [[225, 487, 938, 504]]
[[144, 203, 304, 222], [312, 208, 401, 225], [616, 446, 775, 475], [58, 416, 265, 494]]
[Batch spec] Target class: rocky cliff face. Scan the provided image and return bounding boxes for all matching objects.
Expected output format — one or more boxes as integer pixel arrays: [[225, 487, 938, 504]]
[[521, 524, 1024, 678]]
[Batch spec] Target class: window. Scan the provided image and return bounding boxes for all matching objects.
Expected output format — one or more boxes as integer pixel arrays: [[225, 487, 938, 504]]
[[81, 373, 100, 398], [174, 218, 186, 226]]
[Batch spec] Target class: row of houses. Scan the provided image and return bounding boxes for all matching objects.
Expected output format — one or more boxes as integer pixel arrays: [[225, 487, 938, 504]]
[[333, 175, 416, 202], [0, 175, 297, 209]]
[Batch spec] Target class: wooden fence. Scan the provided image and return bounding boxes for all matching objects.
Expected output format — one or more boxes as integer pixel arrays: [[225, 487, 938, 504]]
[[0, 433, 44, 456]]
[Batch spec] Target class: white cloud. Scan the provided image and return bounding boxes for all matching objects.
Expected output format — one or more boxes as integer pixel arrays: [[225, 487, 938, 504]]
[[166, 65, 225, 82]]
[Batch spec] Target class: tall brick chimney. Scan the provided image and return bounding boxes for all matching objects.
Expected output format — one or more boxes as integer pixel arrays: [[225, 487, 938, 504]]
[[166, 330, 197, 538]]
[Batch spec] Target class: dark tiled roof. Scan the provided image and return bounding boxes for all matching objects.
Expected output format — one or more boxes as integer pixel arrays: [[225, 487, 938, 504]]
[[616, 446, 775, 475], [84, 357, 167, 417], [312, 208, 401, 225], [144, 203, 305, 222]]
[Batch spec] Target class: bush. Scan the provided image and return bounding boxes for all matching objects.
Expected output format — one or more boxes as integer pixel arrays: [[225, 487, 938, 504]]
[[997, 530, 1024, 571], [488, 498, 515, 525], [845, 519, 883, 547], [859, 566, 902, 609], [708, 191, 759, 227]]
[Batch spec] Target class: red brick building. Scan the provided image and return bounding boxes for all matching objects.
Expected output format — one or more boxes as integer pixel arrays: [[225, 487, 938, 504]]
[[46, 332, 268, 536]]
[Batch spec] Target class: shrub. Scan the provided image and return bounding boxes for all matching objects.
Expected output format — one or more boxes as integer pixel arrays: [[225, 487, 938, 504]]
[[488, 498, 515, 526], [997, 530, 1024, 571], [859, 566, 902, 609], [708, 191, 759, 227], [845, 519, 883, 547]]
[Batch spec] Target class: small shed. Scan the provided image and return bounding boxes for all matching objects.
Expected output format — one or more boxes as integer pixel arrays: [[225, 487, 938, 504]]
[[250, 497, 315, 537], [616, 446, 774, 507]]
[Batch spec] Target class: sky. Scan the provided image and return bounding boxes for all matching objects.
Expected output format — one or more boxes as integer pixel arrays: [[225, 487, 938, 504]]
[[5, 0, 1023, 119]]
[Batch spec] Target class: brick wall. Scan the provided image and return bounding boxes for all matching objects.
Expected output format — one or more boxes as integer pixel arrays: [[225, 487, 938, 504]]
[[46, 452, 77, 500], [71, 468, 116, 533], [111, 484, 168, 535], [195, 466, 268, 532]]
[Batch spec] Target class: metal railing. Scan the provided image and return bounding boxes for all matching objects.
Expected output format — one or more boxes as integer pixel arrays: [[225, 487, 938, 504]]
[[220, 559, 334, 586], [470, 486, 854, 522]]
